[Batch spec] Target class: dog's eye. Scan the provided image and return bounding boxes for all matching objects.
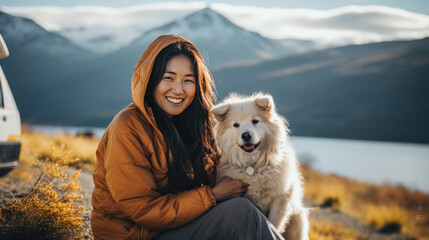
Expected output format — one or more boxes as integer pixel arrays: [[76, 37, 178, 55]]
[[233, 123, 239, 128], [252, 119, 259, 124]]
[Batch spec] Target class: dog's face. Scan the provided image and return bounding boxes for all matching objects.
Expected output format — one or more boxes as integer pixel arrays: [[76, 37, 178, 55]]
[[211, 94, 275, 156]]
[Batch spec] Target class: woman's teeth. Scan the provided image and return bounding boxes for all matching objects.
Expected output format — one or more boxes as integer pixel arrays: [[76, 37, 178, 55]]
[[167, 97, 184, 104]]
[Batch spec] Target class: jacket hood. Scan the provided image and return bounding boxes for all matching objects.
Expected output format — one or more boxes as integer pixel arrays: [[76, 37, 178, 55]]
[[131, 35, 206, 130]]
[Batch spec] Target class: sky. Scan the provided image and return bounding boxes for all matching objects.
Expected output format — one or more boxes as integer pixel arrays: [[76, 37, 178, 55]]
[[1, 0, 429, 15]]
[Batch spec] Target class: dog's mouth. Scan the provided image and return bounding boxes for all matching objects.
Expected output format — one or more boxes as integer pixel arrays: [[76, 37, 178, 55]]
[[240, 142, 261, 153]]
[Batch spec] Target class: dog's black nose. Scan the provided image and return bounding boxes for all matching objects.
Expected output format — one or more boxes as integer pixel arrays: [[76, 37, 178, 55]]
[[241, 132, 252, 142]]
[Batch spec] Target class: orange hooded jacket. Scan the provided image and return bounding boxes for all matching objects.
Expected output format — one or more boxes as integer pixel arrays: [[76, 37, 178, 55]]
[[91, 35, 217, 240]]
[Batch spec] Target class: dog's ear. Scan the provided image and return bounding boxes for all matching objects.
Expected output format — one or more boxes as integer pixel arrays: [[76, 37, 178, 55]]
[[210, 103, 230, 121], [255, 95, 274, 112]]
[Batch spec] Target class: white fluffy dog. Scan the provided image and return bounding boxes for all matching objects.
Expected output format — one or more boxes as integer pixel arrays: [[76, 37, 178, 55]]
[[211, 93, 309, 240]]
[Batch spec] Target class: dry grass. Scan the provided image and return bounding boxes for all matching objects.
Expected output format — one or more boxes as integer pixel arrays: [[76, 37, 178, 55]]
[[303, 165, 429, 240], [364, 204, 407, 233], [14, 125, 99, 174], [309, 219, 366, 240]]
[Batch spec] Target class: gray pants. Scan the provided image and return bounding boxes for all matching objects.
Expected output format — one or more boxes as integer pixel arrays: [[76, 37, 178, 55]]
[[154, 197, 285, 240]]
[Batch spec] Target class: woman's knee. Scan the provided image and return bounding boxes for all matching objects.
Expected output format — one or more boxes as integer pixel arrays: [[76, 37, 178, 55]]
[[218, 197, 260, 224], [214, 198, 280, 239], [223, 197, 256, 211]]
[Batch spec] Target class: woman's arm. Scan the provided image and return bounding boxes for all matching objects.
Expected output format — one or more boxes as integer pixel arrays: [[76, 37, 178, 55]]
[[104, 131, 216, 231]]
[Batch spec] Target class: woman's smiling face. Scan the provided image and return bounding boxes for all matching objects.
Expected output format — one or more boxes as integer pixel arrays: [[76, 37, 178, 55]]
[[154, 55, 197, 118]]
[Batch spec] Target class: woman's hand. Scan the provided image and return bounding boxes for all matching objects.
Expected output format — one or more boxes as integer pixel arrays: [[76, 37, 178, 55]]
[[211, 176, 249, 202]]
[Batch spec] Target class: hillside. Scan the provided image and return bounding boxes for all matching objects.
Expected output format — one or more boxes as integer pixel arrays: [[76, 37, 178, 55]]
[[0, 11, 95, 124], [214, 38, 429, 143]]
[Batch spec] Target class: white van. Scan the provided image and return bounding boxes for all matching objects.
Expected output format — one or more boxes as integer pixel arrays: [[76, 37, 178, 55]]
[[0, 34, 21, 176]]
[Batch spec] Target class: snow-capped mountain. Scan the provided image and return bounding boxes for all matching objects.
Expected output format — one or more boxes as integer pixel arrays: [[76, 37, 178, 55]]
[[0, 11, 92, 61], [116, 7, 316, 68], [51, 7, 200, 54], [1, 4, 206, 54], [3, 3, 429, 54]]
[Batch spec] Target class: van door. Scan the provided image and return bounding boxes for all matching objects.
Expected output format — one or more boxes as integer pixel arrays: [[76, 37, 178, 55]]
[[0, 34, 21, 175], [0, 65, 21, 141]]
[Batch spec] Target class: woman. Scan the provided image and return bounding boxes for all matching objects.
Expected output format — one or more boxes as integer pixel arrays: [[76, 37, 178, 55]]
[[91, 35, 284, 240]]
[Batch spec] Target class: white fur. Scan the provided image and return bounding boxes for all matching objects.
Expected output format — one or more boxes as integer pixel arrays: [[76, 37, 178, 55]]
[[211, 92, 309, 239]]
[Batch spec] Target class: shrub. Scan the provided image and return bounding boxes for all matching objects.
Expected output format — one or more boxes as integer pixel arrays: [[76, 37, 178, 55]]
[[0, 148, 85, 240]]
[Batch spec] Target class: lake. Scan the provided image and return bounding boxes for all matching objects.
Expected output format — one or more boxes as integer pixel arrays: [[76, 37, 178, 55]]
[[291, 136, 429, 193], [29, 125, 429, 193]]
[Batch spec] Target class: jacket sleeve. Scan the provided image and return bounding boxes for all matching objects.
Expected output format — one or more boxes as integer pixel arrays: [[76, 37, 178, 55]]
[[104, 130, 217, 231]]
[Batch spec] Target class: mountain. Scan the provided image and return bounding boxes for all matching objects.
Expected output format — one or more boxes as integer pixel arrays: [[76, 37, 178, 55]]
[[0, 11, 95, 123], [1, 5, 205, 54], [0, 11, 93, 63], [4, 4, 429, 55], [110, 7, 316, 69], [213, 38, 429, 143], [41, 7, 316, 126]]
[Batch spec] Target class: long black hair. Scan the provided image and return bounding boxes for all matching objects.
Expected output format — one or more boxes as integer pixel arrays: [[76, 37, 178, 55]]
[[145, 42, 217, 193]]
